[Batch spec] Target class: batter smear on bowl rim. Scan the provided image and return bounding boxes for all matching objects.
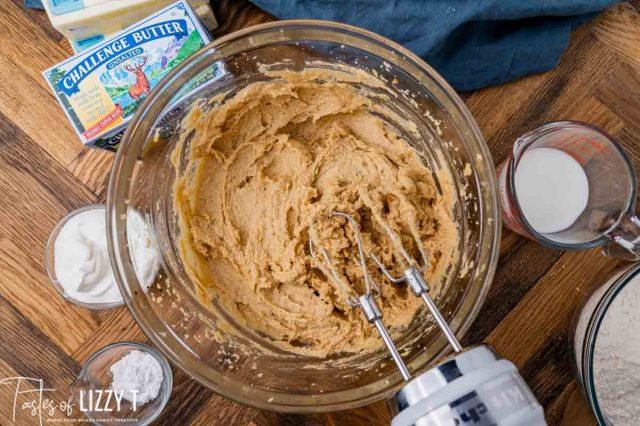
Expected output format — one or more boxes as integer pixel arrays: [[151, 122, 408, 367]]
[[173, 71, 460, 357]]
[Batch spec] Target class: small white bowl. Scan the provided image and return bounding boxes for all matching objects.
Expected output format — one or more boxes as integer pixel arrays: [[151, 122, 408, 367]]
[[71, 341, 173, 426], [44, 204, 125, 310]]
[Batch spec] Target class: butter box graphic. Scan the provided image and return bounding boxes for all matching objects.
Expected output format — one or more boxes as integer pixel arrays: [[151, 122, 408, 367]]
[[43, 0, 215, 151]]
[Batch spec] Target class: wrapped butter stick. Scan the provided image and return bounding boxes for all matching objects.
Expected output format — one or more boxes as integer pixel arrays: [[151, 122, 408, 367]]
[[43, 0, 220, 152], [40, 0, 218, 52]]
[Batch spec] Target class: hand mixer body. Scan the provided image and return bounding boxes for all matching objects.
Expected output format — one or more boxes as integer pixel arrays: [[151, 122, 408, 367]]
[[389, 345, 546, 426]]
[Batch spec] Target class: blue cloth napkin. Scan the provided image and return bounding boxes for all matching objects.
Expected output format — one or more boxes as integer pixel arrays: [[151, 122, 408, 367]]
[[251, 0, 620, 90], [24, 0, 44, 9]]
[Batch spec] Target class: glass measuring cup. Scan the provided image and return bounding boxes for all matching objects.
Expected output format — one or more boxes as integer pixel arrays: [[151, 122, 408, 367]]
[[497, 121, 640, 260]]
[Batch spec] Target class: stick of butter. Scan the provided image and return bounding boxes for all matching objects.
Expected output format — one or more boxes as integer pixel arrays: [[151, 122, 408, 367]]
[[43, 0, 217, 151], [42, 0, 217, 52]]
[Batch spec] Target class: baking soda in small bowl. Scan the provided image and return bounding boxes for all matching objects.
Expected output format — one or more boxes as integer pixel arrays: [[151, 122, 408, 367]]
[[110, 350, 164, 406], [71, 342, 172, 425]]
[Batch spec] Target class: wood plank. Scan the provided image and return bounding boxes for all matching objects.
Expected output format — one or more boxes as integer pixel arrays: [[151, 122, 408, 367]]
[[595, 63, 640, 132], [465, 69, 549, 145], [0, 293, 79, 425], [0, 359, 76, 425], [0, 292, 80, 384], [614, 125, 640, 175], [484, 249, 621, 411], [463, 240, 563, 344], [0, 113, 100, 354], [562, 95, 624, 134], [0, 55, 83, 167], [59, 37, 74, 55], [594, 3, 640, 70], [0, 111, 94, 245], [67, 149, 114, 195], [71, 308, 144, 363], [9, 0, 65, 43], [486, 249, 619, 365], [0, 1, 71, 90], [0, 238, 100, 354], [0, 2, 85, 167], [249, 402, 391, 426], [546, 381, 597, 426], [498, 230, 526, 260], [520, 331, 573, 407], [178, 393, 257, 426]]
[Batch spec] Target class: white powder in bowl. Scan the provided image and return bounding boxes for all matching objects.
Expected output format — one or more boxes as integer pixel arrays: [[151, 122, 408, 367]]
[[593, 275, 640, 425], [110, 350, 164, 406]]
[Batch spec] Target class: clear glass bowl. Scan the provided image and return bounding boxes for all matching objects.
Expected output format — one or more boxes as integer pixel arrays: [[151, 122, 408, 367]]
[[71, 341, 173, 425], [45, 204, 124, 310], [107, 20, 500, 412], [572, 263, 640, 425]]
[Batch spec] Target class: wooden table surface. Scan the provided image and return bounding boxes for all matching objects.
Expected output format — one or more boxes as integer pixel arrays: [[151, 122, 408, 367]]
[[2, 0, 639, 424]]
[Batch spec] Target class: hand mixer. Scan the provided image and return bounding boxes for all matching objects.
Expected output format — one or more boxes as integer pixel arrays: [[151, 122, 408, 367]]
[[310, 212, 546, 426]]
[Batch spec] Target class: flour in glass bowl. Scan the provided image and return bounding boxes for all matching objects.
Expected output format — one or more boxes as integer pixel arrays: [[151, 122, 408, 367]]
[[593, 275, 640, 425]]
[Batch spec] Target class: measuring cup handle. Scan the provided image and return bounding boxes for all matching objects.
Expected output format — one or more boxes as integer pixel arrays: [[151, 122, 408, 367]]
[[602, 213, 640, 261]]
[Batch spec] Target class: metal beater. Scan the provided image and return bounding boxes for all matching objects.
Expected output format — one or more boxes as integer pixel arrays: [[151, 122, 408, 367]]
[[310, 212, 546, 426]]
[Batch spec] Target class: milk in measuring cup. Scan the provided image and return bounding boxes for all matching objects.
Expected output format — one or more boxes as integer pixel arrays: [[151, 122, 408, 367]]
[[514, 147, 589, 233]]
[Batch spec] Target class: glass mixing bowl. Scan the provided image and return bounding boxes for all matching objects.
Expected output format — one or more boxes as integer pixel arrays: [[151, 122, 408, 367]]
[[107, 20, 500, 412], [572, 263, 640, 425]]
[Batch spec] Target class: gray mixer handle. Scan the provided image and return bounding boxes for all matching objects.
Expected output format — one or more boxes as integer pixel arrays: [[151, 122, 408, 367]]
[[390, 345, 547, 426]]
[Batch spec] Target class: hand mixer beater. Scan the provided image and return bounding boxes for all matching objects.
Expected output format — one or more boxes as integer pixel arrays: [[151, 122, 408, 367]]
[[310, 212, 546, 426]]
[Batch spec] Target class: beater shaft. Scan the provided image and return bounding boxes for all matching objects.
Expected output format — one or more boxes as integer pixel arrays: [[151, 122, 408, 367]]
[[310, 212, 413, 381], [359, 294, 411, 381], [420, 292, 462, 352], [404, 265, 462, 352], [371, 228, 463, 353]]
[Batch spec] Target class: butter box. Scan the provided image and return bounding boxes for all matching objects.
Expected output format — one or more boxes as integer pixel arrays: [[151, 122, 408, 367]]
[[41, 0, 217, 53], [43, 0, 215, 151]]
